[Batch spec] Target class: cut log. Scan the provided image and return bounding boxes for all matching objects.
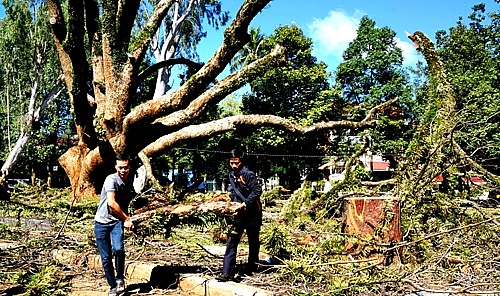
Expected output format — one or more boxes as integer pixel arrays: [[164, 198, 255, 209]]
[[131, 193, 244, 222], [343, 195, 402, 265]]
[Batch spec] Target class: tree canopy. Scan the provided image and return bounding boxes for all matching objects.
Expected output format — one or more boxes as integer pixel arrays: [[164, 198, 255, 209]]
[[40, 0, 390, 198], [334, 16, 413, 157]]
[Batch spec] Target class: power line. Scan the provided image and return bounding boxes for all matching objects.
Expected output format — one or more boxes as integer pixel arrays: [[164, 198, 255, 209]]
[[174, 147, 332, 158]]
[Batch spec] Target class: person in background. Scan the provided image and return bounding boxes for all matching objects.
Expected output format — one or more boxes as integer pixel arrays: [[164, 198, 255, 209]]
[[94, 153, 135, 296], [216, 148, 263, 281]]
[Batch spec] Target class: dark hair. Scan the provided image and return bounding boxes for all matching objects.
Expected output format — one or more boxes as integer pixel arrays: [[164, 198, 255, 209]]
[[116, 152, 130, 161], [230, 148, 245, 159]]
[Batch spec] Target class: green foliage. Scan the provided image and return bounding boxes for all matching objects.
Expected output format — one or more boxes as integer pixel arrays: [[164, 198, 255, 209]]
[[245, 24, 336, 120], [261, 221, 293, 257], [23, 263, 68, 296], [353, 165, 371, 181], [261, 185, 282, 207], [319, 234, 345, 255], [435, 2, 500, 174], [0, 223, 24, 240], [136, 212, 173, 239], [336, 16, 408, 105], [334, 16, 414, 155], [280, 182, 313, 221], [279, 257, 323, 284], [218, 94, 242, 118], [230, 27, 264, 73]]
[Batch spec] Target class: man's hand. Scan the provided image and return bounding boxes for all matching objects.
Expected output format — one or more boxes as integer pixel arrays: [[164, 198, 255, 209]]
[[124, 217, 134, 230], [233, 203, 246, 216]]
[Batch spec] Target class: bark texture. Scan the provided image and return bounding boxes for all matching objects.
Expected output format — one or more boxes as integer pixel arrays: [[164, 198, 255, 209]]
[[131, 193, 244, 222]]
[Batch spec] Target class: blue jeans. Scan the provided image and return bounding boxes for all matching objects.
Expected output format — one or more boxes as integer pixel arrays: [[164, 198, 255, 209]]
[[94, 221, 125, 288]]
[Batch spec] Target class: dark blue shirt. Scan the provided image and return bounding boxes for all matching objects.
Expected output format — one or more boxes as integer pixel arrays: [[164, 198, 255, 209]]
[[228, 166, 262, 214]]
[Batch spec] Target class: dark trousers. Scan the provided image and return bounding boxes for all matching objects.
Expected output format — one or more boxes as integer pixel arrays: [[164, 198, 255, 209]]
[[222, 217, 261, 276], [94, 221, 125, 288]]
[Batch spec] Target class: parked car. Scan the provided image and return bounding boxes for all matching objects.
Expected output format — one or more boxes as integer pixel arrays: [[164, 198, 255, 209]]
[[7, 178, 30, 189]]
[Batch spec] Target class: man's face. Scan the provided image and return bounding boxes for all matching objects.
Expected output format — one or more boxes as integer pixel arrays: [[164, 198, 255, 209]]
[[229, 157, 243, 173], [116, 160, 130, 180]]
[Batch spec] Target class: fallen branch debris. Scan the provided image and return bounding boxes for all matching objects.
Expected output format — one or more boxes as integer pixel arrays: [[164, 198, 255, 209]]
[[131, 194, 245, 222]]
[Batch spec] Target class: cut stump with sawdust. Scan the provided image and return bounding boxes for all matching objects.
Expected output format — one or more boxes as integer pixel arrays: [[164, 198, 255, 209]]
[[343, 195, 403, 265]]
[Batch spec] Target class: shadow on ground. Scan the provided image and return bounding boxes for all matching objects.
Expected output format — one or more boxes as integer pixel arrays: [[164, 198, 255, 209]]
[[150, 265, 207, 289]]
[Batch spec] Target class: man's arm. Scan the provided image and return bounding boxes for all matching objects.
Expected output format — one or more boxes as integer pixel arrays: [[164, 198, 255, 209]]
[[243, 171, 262, 208], [107, 192, 134, 230]]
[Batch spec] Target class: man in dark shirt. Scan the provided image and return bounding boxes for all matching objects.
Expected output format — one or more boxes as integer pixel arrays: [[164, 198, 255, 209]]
[[216, 148, 263, 281]]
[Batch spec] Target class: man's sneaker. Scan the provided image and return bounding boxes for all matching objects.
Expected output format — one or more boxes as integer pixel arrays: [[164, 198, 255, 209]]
[[215, 273, 235, 282], [108, 288, 117, 296], [116, 279, 125, 293]]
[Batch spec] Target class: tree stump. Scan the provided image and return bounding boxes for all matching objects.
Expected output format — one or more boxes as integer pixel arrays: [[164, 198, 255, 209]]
[[343, 196, 402, 265]]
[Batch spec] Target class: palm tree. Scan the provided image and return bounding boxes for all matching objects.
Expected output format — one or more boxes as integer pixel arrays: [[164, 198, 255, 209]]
[[229, 27, 264, 73]]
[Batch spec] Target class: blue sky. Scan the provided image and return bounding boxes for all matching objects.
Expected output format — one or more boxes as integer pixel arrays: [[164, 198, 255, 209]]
[[198, 0, 499, 72], [0, 0, 496, 79]]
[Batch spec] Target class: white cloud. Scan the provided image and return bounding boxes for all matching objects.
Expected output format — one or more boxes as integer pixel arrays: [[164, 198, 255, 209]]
[[395, 37, 423, 67], [307, 9, 362, 68], [307, 10, 423, 69]]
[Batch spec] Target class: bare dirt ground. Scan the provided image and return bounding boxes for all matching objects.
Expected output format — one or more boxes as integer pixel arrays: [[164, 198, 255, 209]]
[[66, 232, 295, 296]]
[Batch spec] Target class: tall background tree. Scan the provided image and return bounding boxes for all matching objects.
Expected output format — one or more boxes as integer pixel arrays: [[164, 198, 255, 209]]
[[140, 0, 229, 98], [0, 0, 67, 185], [335, 16, 413, 157], [238, 24, 341, 189]]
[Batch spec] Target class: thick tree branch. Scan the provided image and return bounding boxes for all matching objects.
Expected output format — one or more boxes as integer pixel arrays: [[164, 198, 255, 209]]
[[84, 0, 99, 51], [101, 0, 119, 93], [142, 109, 386, 158], [47, 0, 71, 88], [46, 0, 66, 44], [116, 0, 141, 50], [130, 0, 175, 61], [152, 45, 286, 127], [49, 0, 95, 148], [65, 0, 86, 60], [396, 32, 457, 201], [123, 0, 272, 130]]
